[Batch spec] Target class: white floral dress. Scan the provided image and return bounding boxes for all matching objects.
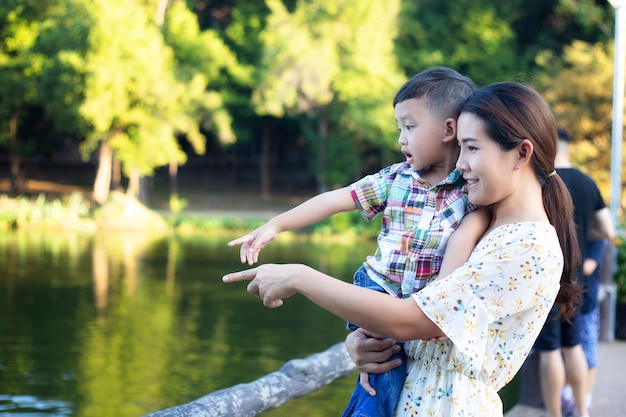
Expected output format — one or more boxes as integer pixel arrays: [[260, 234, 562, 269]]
[[395, 222, 563, 417]]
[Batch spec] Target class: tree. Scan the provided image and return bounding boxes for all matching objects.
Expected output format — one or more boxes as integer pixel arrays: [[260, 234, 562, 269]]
[[161, 0, 245, 209], [0, 1, 47, 194], [534, 40, 615, 201], [252, 0, 403, 194]]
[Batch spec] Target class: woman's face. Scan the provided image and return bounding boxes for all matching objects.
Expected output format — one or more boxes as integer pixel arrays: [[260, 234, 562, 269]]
[[455, 112, 519, 206]]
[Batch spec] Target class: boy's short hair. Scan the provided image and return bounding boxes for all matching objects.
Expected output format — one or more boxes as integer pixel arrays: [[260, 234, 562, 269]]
[[393, 67, 475, 121], [557, 127, 571, 143]]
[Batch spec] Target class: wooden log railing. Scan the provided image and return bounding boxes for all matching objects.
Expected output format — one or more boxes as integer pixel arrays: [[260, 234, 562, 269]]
[[142, 342, 356, 417]]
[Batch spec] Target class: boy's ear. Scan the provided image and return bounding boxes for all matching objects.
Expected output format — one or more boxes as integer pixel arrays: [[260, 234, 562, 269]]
[[442, 118, 457, 143], [514, 139, 534, 169]]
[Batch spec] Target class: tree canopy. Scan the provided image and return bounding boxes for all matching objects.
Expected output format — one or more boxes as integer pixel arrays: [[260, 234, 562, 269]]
[[0, 0, 623, 216]]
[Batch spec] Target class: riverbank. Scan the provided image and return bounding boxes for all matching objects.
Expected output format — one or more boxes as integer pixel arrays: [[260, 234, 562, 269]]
[[0, 174, 314, 221]]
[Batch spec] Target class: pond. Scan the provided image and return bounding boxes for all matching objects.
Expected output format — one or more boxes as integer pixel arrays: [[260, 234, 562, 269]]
[[0, 230, 519, 416]]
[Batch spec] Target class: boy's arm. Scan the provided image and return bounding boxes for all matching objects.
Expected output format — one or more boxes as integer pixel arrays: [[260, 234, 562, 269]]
[[438, 206, 490, 278], [228, 186, 357, 264]]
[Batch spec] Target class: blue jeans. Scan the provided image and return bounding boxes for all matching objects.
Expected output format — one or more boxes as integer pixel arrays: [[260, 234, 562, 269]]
[[343, 267, 406, 417]]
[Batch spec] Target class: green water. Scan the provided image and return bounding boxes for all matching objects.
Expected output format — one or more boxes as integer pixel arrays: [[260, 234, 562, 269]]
[[0, 230, 518, 416]]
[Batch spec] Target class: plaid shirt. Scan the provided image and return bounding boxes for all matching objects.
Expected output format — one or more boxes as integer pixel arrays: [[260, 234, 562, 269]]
[[350, 162, 474, 298]]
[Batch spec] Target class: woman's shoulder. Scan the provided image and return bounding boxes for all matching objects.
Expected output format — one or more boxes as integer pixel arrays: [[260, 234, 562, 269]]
[[481, 222, 558, 248]]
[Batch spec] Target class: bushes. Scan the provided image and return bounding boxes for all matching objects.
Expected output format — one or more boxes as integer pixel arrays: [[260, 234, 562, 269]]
[[0, 192, 382, 242], [0, 193, 94, 231]]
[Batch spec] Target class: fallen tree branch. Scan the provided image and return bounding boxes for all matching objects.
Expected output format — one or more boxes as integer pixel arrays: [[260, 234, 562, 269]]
[[142, 341, 356, 417]]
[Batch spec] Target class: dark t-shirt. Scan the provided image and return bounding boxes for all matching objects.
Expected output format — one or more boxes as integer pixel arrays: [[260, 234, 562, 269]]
[[557, 167, 607, 312]]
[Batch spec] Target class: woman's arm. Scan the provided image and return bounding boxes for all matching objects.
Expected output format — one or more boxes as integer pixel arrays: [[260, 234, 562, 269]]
[[222, 263, 444, 342]]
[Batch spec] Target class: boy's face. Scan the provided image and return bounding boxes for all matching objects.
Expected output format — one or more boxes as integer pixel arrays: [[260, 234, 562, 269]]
[[395, 97, 450, 171]]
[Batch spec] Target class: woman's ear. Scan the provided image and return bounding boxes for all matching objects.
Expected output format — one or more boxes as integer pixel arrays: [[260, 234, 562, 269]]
[[442, 118, 457, 143], [515, 139, 534, 169]]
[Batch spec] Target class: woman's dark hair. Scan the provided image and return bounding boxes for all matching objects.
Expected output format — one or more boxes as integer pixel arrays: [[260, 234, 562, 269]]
[[460, 82, 581, 320]]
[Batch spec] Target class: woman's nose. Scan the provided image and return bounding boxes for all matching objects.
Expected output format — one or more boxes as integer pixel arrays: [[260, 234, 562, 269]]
[[456, 153, 467, 172]]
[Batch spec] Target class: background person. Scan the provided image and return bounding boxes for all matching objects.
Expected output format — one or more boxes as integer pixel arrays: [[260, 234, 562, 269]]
[[562, 238, 610, 416], [533, 127, 614, 417]]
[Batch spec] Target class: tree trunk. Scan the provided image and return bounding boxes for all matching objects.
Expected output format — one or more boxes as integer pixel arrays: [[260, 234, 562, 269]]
[[127, 166, 139, 199], [155, 0, 170, 28], [169, 160, 178, 200], [260, 118, 271, 201], [93, 140, 113, 204], [112, 158, 122, 191], [8, 112, 24, 196], [141, 342, 356, 417], [317, 107, 328, 193]]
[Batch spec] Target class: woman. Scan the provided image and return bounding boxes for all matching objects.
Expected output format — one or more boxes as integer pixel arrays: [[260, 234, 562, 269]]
[[222, 82, 580, 416]]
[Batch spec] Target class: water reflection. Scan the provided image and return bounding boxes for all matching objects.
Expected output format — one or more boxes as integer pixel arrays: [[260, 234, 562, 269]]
[[0, 394, 72, 415], [0, 230, 375, 416], [0, 230, 519, 416]]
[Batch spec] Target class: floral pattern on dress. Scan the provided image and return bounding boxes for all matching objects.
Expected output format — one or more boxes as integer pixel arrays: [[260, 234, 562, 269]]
[[395, 222, 563, 417]]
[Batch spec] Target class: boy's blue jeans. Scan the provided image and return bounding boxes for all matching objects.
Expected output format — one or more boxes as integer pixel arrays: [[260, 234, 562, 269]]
[[342, 267, 406, 417]]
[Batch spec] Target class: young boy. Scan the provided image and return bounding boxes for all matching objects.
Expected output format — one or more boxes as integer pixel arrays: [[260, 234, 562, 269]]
[[228, 67, 489, 417]]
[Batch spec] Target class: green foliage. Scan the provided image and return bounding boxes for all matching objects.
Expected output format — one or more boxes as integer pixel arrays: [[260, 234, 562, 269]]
[[0, 192, 94, 231], [0, 0, 621, 216], [534, 40, 614, 200], [252, 0, 404, 187], [165, 214, 266, 236], [0, 1, 45, 145], [165, 209, 380, 241], [163, 1, 251, 146], [395, 0, 521, 85], [168, 194, 188, 214]]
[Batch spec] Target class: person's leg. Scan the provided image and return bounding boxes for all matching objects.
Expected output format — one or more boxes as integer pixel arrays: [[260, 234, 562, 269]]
[[535, 306, 564, 417], [341, 346, 406, 417], [561, 345, 588, 417], [586, 367, 596, 411], [343, 267, 404, 417], [561, 315, 588, 417], [539, 349, 566, 417], [578, 307, 600, 413]]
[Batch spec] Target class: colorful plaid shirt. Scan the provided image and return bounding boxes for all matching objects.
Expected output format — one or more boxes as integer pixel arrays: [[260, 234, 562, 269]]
[[350, 162, 474, 298]]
